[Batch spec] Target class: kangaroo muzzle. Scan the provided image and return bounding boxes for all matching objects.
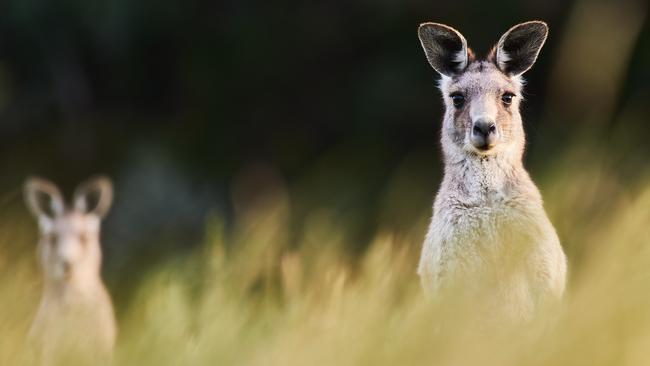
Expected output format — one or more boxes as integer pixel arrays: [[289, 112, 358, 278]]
[[470, 119, 498, 150]]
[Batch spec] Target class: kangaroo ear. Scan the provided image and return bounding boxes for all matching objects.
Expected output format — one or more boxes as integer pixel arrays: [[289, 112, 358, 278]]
[[73, 176, 113, 218], [24, 178, 65, 221], [495, 21, 548, 76], [418, 23, 469, 77]]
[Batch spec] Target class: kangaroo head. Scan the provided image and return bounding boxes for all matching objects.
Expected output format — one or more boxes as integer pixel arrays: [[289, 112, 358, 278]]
[[24, 177, 113, 286], [418, 21, 548, 159]]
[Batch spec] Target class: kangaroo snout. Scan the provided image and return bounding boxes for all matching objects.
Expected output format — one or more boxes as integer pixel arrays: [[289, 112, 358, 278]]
[[471, 119, 498, 150]]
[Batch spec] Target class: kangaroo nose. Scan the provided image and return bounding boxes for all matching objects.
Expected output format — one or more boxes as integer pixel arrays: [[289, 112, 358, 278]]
[[470, 119, 498, 150], [472, 120, 497, 138]]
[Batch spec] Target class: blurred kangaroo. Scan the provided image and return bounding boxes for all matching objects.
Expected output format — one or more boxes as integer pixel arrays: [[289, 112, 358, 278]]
[[24, 176, 116, 365], [417, 21, 567, 321]]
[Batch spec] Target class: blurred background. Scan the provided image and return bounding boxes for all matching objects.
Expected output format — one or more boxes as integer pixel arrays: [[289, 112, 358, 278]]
[[0, 0, 648, 309]]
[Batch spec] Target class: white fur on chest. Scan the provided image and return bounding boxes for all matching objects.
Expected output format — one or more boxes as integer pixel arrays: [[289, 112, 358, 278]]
[[418, 160, 566, 321], [422, 184, 532, 277], [29, 285, 117, 363]]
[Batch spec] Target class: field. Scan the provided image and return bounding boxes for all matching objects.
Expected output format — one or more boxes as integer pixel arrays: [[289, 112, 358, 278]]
[[2, 137, 650, 366], [0, 0, 647, 363]]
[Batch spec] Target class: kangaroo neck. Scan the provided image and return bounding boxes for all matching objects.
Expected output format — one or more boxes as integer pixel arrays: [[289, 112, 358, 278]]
[[43, 275, 104, 301], [443, 150, 525, 194]]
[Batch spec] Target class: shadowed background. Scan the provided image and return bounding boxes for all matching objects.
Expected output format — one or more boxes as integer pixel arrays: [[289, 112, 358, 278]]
[[0, 0, 648, 310]]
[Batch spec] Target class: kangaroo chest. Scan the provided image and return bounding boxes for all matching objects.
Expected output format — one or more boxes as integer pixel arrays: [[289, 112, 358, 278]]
[[31, 286, 116, 357], [434, 177, 540, 272]]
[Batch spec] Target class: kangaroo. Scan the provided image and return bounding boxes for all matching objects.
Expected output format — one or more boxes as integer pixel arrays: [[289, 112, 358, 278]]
[[417, 21, 567, 321], [24, 177, 117, 365]]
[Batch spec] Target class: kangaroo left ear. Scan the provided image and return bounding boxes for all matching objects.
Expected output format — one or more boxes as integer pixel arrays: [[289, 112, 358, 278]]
[[495, 21, 548, 76], [73, 176, 114, 218]]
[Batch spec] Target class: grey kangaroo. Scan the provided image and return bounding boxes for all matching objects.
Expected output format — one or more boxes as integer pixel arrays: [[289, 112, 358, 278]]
[[417, 21, 567, 321], [24, 177, 116, 365]]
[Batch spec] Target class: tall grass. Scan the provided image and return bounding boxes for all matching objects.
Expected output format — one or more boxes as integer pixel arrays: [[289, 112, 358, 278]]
[[2, 144, 650, 366]]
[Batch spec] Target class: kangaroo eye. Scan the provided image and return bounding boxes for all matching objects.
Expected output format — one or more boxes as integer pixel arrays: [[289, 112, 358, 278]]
[[502, 92, 515, 105], [450, 93, 465, 108]]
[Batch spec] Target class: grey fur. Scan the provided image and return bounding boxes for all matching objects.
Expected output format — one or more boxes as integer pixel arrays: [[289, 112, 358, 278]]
[[418, 22, 566, 322], [24, 177, 116, 365]]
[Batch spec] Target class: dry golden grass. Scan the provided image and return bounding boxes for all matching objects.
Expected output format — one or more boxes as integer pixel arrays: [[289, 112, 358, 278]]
[[2, 146, 650, 365]]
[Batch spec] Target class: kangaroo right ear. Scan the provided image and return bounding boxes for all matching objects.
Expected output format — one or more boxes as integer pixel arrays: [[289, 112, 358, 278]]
[[418, 23, 469, 77], [24, 178, 65, 220]]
